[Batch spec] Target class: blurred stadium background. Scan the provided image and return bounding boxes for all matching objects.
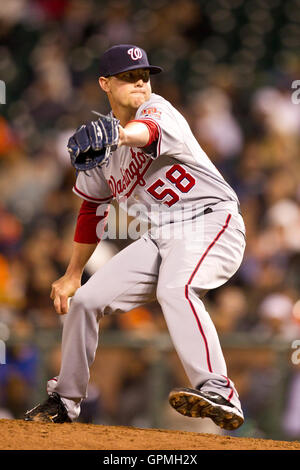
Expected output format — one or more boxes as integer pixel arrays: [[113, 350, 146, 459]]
[[1, 0, 300, 441]]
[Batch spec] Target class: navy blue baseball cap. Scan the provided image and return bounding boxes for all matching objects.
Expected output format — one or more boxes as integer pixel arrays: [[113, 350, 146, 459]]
[[99, 44, 163, 77]]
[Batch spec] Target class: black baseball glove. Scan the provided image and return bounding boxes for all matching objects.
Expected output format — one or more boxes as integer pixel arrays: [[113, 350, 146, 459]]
[[67, 113, 120, 171]]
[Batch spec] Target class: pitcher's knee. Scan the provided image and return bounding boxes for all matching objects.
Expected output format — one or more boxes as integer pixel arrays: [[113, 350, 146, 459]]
[[156, 283, 206, 307], [156, 284, 183, 307], [71, 286, 102, 315]]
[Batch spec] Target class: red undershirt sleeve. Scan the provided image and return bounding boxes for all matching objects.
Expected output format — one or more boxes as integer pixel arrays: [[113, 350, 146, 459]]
[[128, 119, 159, 147], [74, 200, 109, 244]]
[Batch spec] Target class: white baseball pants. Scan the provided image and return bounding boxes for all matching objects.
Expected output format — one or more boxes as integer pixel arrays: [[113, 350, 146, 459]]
[[52, 203, 246, 415]]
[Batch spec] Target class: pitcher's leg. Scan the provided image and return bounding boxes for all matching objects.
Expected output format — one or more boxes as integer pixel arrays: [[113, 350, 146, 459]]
[[156, 213, 245, 412], [53, 235, 160, 402]]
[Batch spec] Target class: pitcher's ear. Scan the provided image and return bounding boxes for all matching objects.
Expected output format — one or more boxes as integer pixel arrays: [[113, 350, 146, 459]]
[[99, 76, 110, 93]]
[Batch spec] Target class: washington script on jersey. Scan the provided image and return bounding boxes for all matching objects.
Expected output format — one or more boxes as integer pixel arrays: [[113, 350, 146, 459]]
[[107, 148, 152, 198]]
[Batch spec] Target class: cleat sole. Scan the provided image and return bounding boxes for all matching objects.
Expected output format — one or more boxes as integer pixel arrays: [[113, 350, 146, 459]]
[[169, 388, 244, 431]]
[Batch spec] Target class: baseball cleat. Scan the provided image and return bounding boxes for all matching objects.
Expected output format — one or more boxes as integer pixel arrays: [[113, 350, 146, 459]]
[[168, 387, 244, 431], [24, 392, 72, 424]]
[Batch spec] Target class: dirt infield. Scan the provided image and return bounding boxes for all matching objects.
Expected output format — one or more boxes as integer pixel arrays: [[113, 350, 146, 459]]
[[0, 419, 300, 450]]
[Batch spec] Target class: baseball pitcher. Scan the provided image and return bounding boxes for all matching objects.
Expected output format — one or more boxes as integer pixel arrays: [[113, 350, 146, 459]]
[[25, 45, 246, 431]]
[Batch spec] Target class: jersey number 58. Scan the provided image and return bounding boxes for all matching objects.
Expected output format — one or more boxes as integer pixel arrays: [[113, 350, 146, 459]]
[[147, 164, 195, 207]]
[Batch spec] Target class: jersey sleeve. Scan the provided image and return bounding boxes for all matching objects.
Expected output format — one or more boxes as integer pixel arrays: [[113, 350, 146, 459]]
[[74, 200, 109, 244], [72, 167, 113, 204], [136, 97, 184, 159]]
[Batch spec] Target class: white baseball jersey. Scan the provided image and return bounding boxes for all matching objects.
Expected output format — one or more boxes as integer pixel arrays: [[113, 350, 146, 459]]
[[73, 93, 240, 227]]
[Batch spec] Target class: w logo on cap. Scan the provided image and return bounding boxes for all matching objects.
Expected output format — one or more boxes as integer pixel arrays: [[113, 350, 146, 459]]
[[127, 47, 143, 61]]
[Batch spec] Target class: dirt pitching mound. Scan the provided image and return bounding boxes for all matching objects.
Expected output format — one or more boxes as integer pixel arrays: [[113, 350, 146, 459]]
[[0, 419, 300, 450]]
